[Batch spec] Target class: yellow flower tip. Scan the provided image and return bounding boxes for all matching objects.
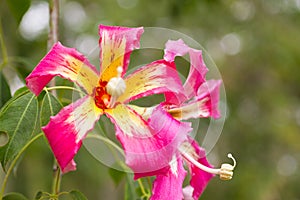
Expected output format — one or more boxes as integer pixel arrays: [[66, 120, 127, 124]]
[[219, 153, 237, 181], [106, 66, 126, 107]]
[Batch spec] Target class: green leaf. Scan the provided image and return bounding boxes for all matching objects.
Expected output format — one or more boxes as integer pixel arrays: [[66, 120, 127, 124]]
[[108, 164, 126, 186], [0, 92, 38, 170], [0, 72, 11, 108], [34, 191, 42, 200], [124, 174, 138, 200], [5, 0, 31, 24], [13, 87, 30, 98], [3, 192, 28, 200], [69, 190, 88, 200], [40, 92, 63, 127]]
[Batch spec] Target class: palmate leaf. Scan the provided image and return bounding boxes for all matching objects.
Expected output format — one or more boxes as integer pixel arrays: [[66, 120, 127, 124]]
[[0, 90, 38, 171], [40, 92, 63, 127]]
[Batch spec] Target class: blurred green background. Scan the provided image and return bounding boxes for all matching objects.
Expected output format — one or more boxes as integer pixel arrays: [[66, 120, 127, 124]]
[[1, 0, 300, 199]]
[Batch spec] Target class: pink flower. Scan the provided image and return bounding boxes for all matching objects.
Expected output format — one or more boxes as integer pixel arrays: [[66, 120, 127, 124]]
[[133, 39, 236, 200], [163, 39, 222, 120], [26, 25, 186, 174]]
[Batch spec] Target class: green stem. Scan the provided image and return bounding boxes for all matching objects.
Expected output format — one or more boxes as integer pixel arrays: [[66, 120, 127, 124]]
[[45, 86, 62, 196], [87, 133, 150, 198], [138, 179, 150, 198], [45, 86, 85, 95], [147, 177, 152, 191], [51, 165, 61, 195], [0, 16, 8, 70], [0, 133, 44, 198]]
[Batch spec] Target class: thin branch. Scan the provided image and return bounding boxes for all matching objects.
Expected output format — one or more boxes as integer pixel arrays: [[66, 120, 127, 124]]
[[48, 0, 59, 50], [48, 0, 59, 94]]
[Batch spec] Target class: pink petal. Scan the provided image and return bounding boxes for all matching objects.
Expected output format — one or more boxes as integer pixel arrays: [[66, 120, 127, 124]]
[[150, 154, 187, 200], [26, 42, 99, 96], [118, 60, 184, 103], [164, 39, 189, 62], [42, 96, 102, 173], [196, 79, 222, 119], [99, 25, 143, 82], [183, 48, 208, 99], [182, 185, 195, 200], [105, 104, 191, 177], [187, 138, 214, 199], [168, 79, 222, 120], [163, 39, 208, 104]]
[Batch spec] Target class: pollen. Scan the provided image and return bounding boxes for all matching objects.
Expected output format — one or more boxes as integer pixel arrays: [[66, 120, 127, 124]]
[[94, 67, 126, 109], [94, 81, 111, 110]]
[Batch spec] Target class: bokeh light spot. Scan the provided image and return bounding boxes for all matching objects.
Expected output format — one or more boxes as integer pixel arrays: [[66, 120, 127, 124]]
[[62, 1, 87, 32], [75, 34, 99, 61], [230, 1, 255, 21], [277, 154, 298, 176], [220, 33, 242, 55], [297, 0, 300, 10], [19, 2, 49, 41], [117, 0, 138, 9]]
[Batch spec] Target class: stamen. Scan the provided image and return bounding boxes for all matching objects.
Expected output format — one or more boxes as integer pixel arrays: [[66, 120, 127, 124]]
[[219, 153, 236, 180], [106, 66, 126, 108], [179, 146, 236, 181], [179, 147, 220, 175]]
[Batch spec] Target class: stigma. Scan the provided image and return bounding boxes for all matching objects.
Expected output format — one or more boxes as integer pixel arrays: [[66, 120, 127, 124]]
[[179, 145, 236, 180], [106, 67, 126, 108]]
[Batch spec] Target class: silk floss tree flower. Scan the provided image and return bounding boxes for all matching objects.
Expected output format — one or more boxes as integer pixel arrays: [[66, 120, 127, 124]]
[[25, 24, 236, 199], [131, 39, 236, 200], [26, 25, 188, 174]]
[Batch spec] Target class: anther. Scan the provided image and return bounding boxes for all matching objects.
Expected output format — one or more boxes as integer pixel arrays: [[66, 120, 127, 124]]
[[219, 153, 236, 180], [106, 67, 126, 108]]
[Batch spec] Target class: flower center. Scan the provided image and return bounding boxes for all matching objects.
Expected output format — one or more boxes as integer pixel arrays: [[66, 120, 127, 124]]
[[94, 81, 111, 110], [94, 67, 126, 110]]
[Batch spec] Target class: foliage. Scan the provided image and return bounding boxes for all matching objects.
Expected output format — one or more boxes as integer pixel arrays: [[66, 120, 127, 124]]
[[5, 0, 31, 24], [0, 89, 38, 171]]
